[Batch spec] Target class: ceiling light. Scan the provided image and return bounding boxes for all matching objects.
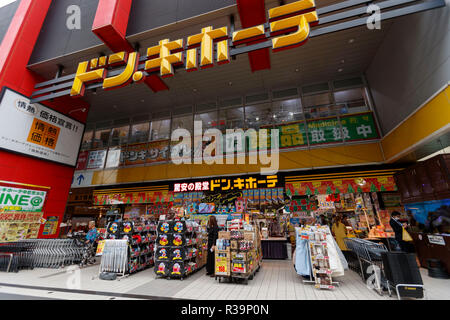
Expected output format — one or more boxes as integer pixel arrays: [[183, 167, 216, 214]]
[[228, 81, 233, 86], [289, 112, 294, 116], [341, 59, 345, 64], [193, 88, 197, 92], [338, 68, 343, 72], [295, 68, 300, 72], [141, 99, 145, 103], [256, 117, 259, 121], [273, 114, 277, 118], [348, 38, 355, 44]]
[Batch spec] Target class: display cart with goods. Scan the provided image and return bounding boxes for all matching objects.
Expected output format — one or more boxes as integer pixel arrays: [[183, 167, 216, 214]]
[[99, 218, 157, 279], [154, 219, 207, 280], [294, 225, 346, 290], [214, 220, 262, 285]]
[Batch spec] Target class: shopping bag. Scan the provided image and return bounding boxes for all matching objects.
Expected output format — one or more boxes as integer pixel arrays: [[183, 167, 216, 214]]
[[402, 228, 413, 242]]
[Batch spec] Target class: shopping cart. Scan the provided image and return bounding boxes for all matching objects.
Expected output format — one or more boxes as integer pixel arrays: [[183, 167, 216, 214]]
[[344, 238, 390, 296], [0, 241, 35, 272], [0, 239, 87, 271]]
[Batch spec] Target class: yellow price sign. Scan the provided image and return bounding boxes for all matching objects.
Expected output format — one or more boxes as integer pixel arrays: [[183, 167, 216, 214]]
[[96, 240, 106, 256]]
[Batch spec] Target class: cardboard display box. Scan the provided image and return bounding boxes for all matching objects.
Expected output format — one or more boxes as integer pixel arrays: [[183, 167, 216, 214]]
[[219, 231, 231, 239], [244, 231, 255, 241]]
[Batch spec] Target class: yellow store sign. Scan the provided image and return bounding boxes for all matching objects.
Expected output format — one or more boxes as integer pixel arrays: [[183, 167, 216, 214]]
[[70, 0, 319, 97]]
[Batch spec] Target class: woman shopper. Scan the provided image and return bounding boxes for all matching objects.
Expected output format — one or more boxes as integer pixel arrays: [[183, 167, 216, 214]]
[[206, 215, 219, 277], [332, 214, 348, 252]]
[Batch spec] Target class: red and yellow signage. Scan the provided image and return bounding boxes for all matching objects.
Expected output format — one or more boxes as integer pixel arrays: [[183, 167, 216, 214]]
[[286, 176, 397, 196], [69, 0, 319, 97], [93, 189, 174, 206]]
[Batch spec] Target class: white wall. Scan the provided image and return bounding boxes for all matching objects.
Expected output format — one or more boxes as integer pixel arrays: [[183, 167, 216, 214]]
[[366, 2, 450, 135]]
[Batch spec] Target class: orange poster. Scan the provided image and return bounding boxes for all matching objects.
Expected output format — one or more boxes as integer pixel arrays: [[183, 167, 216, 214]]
[[27, 118, 60, 150]]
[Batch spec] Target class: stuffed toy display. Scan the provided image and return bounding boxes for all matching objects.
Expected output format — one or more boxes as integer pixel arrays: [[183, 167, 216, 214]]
[[170, 247, 186, 261], [156, 247, 170, 261], [157, 233, 172, 247], [172, 221, 186, 233], [158, 221, 172, 234], [107, 221, 122, 239], [170, 262, 185, 276], [122, 221, 134, 234], [172, 233, 186, 247], [155, 261, 170, 276]]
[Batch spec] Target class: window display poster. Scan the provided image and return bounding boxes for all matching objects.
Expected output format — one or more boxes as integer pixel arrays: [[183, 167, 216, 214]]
[[0, 212, 43, 242], [317, 194, 335, 209], [0, 88, 85, 166], [87, 149, 107, 169], [76, 151, 89, 170], [105, 147, 122, 168], [42, 216, 59, 235]]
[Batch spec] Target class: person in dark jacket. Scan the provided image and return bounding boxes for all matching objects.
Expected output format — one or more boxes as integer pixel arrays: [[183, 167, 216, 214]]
[[390, 211, 409, 252], [206, 215, 219, 276]]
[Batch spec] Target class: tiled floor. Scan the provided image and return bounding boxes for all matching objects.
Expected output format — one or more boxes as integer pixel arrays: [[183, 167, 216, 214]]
[[0, 259, 449, 300]]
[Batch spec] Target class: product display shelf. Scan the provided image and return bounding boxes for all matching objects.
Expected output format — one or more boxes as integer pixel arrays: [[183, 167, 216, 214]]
[[214, 223, 263, 285], [104, 220, 157, 276], [299, 226, 340, 290], [128, 223, 157, 274], [154, 220, 207, 280]]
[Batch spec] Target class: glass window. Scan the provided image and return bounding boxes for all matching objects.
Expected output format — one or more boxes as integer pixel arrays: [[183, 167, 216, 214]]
[[150, 119, 171, 141], [303, 92, 331, 108], [130, 122, 150, 143], [333, 88, 368, 114], [93, 129, 111, 149], [172, 115, 193, 134], [272, 98, 303, 124], [110, 125, 129, 147], [333, 88, 364, 103], [303, 93, 332, 119], [219, 107, 244, 132], [81, 130, 93, 150], [195, 111, 218, 130], [245, 103, 273, 129]]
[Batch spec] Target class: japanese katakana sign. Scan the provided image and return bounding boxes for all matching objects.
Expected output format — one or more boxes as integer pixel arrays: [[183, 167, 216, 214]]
[[0, 88, 84, 166], [121, 140, 170, 166], [172, 175, 281, 193], [64, 0, 319, 98]]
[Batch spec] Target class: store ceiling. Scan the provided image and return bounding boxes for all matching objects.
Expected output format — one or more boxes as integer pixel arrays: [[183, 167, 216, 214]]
[[27, 0, 393, 124]]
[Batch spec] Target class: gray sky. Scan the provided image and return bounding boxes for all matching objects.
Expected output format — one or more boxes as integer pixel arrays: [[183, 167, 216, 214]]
[[0, 0, 16, 9]]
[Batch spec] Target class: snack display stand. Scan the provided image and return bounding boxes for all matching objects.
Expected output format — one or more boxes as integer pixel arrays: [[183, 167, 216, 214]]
[[214, 220, 262, 285], [154, 219, 207, 280]]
